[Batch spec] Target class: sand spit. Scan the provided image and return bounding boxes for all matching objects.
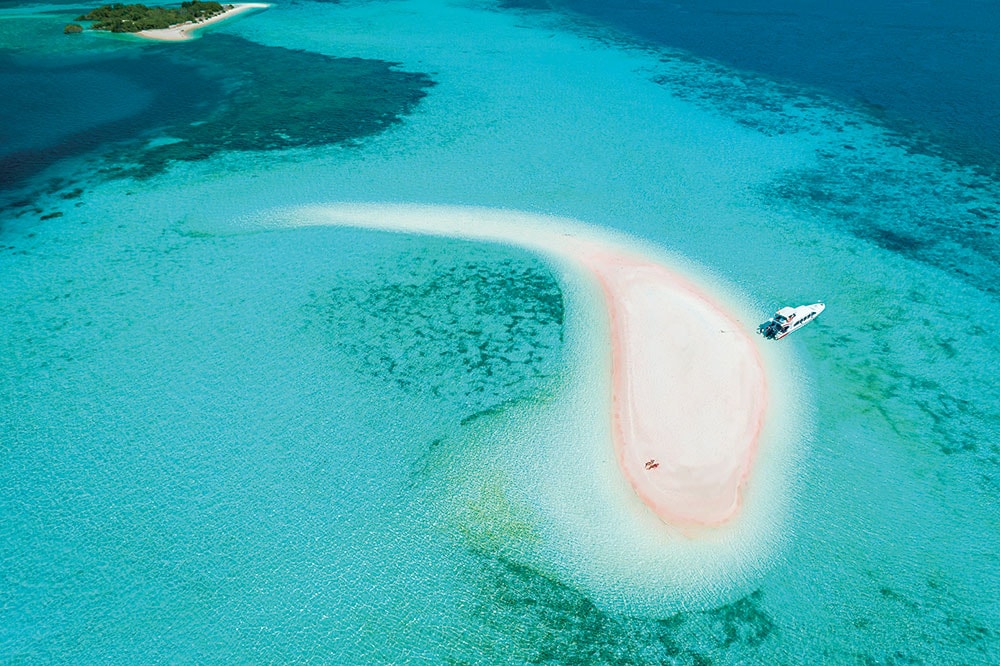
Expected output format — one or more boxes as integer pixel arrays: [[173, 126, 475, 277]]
[[136, 3, 270, 42], [281, 204, 767, 528]]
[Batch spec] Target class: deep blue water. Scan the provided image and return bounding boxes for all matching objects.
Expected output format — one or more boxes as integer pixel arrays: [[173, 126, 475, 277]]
[[5, 0, 999, 192], [553, 0, 1000, 172], [0, 50, 223, 189], [0, 28, 431, 192]]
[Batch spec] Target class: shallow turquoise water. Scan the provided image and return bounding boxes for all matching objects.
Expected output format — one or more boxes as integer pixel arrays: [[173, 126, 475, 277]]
[[2, 0, 998, 663]]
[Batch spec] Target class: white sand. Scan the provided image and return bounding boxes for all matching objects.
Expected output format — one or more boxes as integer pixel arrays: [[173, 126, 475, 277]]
[[279, 204, 768, 528], [136, 3, 270, 42], [584, 251, 766, 526]]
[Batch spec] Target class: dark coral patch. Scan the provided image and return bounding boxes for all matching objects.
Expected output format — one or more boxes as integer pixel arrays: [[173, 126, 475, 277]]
[[0, 34, 434, 194], [768, 148, 1000, 300], [849, 580, 998, 663], [457, 553, 776, 664], [306, 238, 564, 413], [111, 34, 435, 178]]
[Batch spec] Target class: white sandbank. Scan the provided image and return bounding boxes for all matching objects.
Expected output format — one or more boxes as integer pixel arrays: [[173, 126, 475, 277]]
[[275, 204, 767, 528], [589, 251, 766, 526], [136, 3, 269, 42]]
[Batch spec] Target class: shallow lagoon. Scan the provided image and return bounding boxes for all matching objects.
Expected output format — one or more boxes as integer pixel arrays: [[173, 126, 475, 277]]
[[2, 0, 998, 662]]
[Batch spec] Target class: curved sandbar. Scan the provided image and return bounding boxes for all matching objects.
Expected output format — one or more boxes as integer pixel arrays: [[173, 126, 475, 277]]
[[137, 3, 269, 41], [284, 204, 767, 527]]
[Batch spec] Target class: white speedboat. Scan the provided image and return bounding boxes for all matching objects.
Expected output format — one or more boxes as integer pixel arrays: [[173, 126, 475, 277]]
[[758, 303, 825, 340]]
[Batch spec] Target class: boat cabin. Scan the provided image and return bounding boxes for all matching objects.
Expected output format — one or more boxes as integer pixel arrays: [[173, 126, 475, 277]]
[[774, 307, 796, 323]]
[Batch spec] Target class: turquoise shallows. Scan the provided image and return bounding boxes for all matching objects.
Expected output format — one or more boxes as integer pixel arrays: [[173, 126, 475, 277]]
[[1, 0, 998, 662]]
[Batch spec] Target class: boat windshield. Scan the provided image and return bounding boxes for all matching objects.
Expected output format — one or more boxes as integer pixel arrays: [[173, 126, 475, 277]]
[[774, 314, 786, 322]]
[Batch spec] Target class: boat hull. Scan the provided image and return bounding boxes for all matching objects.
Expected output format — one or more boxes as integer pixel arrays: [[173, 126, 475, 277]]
[[759, 302, 825, 339]]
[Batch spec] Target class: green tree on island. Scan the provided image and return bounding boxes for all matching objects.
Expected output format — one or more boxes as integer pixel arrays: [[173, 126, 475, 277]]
[[76, 1, 228, 33]]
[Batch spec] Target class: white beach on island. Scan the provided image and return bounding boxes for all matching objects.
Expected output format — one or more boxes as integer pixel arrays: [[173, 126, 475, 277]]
[[277, 204, 769, 529], [136, 2, 269, 42]]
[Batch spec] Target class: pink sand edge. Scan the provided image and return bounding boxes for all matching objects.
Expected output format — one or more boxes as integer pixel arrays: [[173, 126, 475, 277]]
[[579, 247, 768, 527], [288, 205, 770, 528]]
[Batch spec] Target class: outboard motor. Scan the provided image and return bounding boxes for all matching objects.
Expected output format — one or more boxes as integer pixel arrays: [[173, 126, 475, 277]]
[[758, 320, 777, 339]]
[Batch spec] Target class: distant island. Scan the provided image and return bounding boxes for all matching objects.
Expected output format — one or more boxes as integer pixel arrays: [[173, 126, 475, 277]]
[[76, 2, 229, 33], [71, 2, 268, 41]]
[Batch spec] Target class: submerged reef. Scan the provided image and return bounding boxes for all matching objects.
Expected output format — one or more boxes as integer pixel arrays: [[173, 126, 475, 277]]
[[106, 34, 436, 178], [458, 552, 775, 665], [305, 238, 565, 414], [1, 34, 434, 195]]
